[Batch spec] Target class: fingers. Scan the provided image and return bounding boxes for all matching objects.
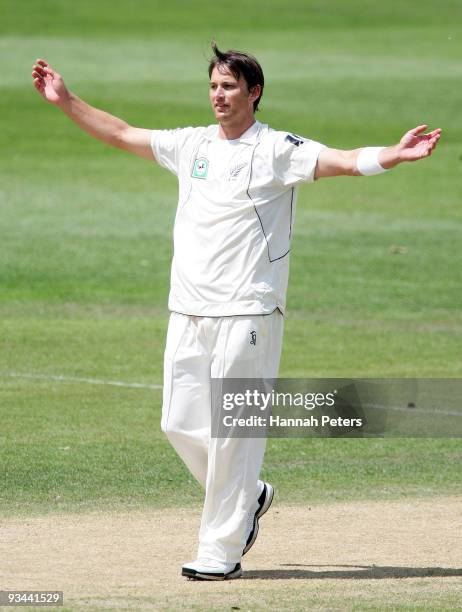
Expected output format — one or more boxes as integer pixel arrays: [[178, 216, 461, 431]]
[[422, 132, 441, 157], [31, 68, 45, 92], [420, 130, 442, 145], [32, 68, 45, 80], [422, 128, 442, 139], [31, 58, 54, 98], [430, 132, 441, 151], [428, 128, 442, 138], [425, 130, 442, 146], [33, 59, 48, 72], [409, 125, 442, 140], [32, 61, 51, 76], [32, 60, 46, 83], [33, 78, 45, 93], [408, 124, 428, 136], [404, 126, 442, 160], [402, 126, 442, 161], [32, 58, 57, 81]]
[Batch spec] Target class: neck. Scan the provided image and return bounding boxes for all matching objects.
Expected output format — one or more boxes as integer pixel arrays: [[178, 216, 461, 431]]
[[218, 117, 256, 140]]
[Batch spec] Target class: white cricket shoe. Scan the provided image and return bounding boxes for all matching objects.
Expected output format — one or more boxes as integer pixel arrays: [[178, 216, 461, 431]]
[[181, 558, 242, 581], [243, 482, 274, 555]]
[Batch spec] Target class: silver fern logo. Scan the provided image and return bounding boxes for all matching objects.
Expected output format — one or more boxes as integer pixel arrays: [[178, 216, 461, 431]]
[[230, 161, 247, 179]]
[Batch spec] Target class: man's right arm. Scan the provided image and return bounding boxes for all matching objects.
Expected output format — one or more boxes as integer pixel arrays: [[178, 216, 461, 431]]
[[32, 59, 154, 161]]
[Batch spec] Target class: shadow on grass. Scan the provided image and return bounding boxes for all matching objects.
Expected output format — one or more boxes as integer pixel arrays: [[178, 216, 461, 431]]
[[244, 564, 462, 580]]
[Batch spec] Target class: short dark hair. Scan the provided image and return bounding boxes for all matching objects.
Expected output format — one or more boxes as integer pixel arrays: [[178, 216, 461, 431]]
[[208, 41, 264, 112]]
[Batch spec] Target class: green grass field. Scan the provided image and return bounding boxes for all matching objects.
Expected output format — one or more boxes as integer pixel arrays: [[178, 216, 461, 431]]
[[1, 1, 461, 609]]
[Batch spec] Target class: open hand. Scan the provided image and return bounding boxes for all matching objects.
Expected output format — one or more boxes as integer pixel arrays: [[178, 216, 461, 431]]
[[398, 125, 442, 162], [32, 59, 69, 106]]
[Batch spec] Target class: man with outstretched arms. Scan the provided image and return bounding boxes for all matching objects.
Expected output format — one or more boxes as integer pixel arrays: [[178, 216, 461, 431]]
[[32, 44, 441, 581]]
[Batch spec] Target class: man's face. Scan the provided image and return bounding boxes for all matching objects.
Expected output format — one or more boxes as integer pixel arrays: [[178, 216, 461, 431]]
[[209, 65, 259, 125]]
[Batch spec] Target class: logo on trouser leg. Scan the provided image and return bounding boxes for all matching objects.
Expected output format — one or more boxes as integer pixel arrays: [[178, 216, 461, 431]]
[[250, 331, 257, 346]]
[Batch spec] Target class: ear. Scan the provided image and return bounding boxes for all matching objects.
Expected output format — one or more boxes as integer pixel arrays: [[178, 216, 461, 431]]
[[249, 84, 261, 102]]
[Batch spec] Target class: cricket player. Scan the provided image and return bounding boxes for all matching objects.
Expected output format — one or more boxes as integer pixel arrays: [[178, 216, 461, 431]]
[[32, 43, 441, 581]]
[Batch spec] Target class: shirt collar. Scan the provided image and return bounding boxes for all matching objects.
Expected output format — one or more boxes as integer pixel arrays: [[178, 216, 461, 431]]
[[204, 121, 263, 145]]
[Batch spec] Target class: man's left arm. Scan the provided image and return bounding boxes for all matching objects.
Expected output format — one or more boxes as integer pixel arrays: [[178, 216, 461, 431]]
[[314, 125, 442, 180]]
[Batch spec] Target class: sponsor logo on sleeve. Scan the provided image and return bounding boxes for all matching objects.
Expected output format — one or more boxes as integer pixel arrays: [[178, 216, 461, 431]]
[[285, 133, 305, 147]]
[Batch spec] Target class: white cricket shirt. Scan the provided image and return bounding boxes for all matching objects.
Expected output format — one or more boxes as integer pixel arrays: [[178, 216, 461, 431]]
[[151, 121, 325, 316]]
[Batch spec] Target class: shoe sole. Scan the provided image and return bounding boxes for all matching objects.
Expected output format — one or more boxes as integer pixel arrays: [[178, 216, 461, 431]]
[[242, 483, 274, 555], [182, 565, 242, 581]]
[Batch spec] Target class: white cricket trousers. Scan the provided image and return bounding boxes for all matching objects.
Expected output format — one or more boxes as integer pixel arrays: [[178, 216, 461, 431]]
[[161, 310, 284, 563]]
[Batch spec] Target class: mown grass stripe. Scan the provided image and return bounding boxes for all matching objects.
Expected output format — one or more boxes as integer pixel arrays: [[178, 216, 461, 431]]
[[1, 371, 161, 390]]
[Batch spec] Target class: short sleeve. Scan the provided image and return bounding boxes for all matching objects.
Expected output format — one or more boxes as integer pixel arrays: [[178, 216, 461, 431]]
[[273, 132, 326, 186], [150, 128, 195, 176]]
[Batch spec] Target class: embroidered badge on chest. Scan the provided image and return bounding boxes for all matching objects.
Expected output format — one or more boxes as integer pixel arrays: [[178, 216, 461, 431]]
[[229, 161, 247, 180], [192, 157, 209, 179]]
